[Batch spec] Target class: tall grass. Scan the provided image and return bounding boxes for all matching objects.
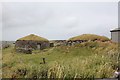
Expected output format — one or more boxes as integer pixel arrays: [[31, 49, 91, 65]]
[[2, 41, 118, 78]]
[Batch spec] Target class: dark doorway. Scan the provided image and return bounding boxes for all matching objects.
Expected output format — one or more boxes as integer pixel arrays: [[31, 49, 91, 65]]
[[37, 43, 41, 50]]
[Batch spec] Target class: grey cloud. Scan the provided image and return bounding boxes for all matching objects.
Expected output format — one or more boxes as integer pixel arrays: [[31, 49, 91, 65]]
[[0, 3, 2, 41], [2, 2, 118, 41]]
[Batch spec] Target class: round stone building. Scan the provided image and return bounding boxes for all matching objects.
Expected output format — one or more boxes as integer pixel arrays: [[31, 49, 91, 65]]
[[15, 34, 50, 53]]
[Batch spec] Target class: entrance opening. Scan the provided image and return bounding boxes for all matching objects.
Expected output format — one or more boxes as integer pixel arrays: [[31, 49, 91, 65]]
[[37, 43, 41, 50]]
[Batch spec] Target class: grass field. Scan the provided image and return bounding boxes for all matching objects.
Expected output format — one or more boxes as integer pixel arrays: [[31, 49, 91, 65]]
[[2, 41, 119, 78]]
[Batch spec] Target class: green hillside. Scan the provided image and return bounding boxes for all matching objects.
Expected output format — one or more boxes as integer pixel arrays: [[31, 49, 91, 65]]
[[2, 41, 118, 78]]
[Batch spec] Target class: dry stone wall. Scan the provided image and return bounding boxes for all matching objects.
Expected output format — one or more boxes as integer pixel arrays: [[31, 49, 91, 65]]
[[15, 40, 50, 53]]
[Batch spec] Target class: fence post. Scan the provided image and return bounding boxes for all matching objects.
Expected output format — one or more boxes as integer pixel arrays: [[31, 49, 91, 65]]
[[43, 57, 46, 64]]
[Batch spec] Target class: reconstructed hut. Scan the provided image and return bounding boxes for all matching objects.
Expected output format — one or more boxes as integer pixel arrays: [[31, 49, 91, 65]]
[[15, 34, 50, 53], [110, 28, 120, 42]]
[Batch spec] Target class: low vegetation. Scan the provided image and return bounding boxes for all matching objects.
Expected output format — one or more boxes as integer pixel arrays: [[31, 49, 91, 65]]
[[2, 40, 118, 78]]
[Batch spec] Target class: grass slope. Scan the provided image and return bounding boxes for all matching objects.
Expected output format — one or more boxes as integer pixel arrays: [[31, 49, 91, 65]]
[[2, 41, 118, 78]]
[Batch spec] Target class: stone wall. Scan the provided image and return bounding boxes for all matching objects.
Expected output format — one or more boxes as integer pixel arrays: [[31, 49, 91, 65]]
[[50, 43, 54, 47], [1, 41, 15, 49], [50, 40, 66, 47], [15, 40, 50, 53], [65, 39, 110, 46], [65, 40, 87, 46]]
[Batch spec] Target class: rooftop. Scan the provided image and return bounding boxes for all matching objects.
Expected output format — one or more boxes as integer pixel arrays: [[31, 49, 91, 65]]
[[110, 28, 120, 32], [17, 34, 49, 41]]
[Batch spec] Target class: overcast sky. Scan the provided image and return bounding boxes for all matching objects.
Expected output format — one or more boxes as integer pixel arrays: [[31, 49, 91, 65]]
[[1, 2, 118, 41]]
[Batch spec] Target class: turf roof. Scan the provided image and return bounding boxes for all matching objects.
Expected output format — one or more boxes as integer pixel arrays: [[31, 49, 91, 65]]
[[68, 34, 110, 41], [17, 34, 49, 41]]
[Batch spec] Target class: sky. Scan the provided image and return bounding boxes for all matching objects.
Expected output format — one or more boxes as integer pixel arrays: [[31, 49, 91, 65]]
[[1, 2, 118, 41], [0, 3, 2, 41]]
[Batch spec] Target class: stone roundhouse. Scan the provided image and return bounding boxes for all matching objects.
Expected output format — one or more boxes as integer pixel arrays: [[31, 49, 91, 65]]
[[15, 34, 50, 53]]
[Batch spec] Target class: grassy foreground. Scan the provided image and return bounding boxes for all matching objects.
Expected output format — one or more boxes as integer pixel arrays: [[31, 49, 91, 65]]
[[2, 41, 119, 78]]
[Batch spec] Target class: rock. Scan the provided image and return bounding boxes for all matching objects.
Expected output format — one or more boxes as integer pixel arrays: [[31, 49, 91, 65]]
[[32, 53, 35, 54], [113, 71, 120, 78]]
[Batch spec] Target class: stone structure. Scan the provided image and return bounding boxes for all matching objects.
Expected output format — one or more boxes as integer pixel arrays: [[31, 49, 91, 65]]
[[66, 34, 110, 46], [15, 34, 50, 53], [1, 41, 15, 49], [50, 40, 66, 47], [50, 43, 54, 47], [110, 28, 120, 42], [65, 40, 87, 46]]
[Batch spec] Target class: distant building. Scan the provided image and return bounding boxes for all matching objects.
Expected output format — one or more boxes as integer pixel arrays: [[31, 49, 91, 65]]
[[15, 34, 50, 53], [110, 28, 120, 42]]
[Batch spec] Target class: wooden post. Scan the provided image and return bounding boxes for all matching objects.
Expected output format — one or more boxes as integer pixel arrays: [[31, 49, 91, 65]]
[[43, 57, 46, 64], [40, 57, 46, 64]]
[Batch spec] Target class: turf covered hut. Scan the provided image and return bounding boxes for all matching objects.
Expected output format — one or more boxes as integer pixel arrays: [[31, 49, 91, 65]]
[[66, 34, 110, 45], [15, 34, 50, 53]]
